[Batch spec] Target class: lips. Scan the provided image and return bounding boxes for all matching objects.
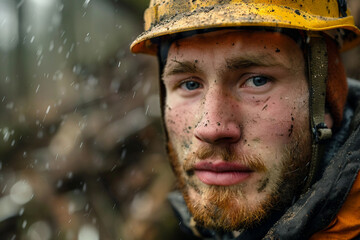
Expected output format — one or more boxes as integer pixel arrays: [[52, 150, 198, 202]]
[[193, 161, 253, 186]]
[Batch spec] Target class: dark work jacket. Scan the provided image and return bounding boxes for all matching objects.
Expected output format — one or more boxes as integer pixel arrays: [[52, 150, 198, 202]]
[[168, 79, 360, 240]]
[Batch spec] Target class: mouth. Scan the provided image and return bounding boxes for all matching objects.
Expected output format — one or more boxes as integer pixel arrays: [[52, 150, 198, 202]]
[[192, 161, 253, 186]]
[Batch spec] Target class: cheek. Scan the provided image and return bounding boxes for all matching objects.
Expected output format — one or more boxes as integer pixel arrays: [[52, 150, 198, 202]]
[[165, 106, 194, 144], [244, 96, 308, 146]]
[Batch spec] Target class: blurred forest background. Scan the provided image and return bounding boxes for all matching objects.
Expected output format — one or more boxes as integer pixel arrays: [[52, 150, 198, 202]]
[[0, 0, 358, 240]]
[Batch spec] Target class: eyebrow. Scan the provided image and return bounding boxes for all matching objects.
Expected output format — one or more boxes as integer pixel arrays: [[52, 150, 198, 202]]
[[163, 53, 292, 80], [225, 54, 288, 70], [162, 59, 204, 79], [219, 53, 292, 76]]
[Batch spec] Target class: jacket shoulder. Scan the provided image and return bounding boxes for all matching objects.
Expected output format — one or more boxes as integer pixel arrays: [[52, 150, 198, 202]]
[[310, 172, 360, 239]]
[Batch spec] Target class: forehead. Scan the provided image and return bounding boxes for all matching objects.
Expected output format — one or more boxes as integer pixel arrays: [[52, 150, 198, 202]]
[[166, 30, 304, 68], [170, 29, 300, 50]]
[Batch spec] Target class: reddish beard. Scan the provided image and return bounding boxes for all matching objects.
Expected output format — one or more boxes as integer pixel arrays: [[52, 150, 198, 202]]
[[167, 132, 311, 231]]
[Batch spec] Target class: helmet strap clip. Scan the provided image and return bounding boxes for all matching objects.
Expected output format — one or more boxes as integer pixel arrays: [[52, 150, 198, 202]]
[[303, 33, 332, 192]]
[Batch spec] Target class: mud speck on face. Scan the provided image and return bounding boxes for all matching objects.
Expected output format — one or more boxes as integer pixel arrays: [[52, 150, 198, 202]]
[[257, 177, 269, 192], [183, 142, 190, 149], [288, 124, 294, 137]]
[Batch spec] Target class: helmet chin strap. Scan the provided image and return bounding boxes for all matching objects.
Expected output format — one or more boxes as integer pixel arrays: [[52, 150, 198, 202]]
[[303, 33, 333, 192]]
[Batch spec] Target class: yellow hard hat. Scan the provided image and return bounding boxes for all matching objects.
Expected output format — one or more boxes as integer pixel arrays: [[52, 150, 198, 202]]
[[130, 0, 360, 55]]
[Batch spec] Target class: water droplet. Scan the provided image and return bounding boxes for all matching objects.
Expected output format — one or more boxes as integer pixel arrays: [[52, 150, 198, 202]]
[[53, 70, 63, 81], [87, 76, 98, 87], [26, 25, 32, 33], [37, 130, 44, 138], [36, 46, 43, 56], [3, 128, 11, 142], [72, 65, 81, 74], [27, 221, 52, 240], [6, 102, 14, 109], [78, 224, 99, 240], [19, 207, 24, 216], [22, 220, 27, 229], [68, 202, 75, 214], [37, 57, 43, 66], [83, 0, 91, 8], [10, 180, 33, 205], [56, 180, 63, 188], [49, 40, 54, 51], [120, 149, 127, 160], [35, 84, 40, 93], [2, 184, 7, 194], [84, 33, 91, 43]]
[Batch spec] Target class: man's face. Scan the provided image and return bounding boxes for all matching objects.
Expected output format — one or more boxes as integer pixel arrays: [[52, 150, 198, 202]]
[[162, 30, 311, 231]]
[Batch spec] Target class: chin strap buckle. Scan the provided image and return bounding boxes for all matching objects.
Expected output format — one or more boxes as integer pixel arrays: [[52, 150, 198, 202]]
[[313, 122, 332, 143]]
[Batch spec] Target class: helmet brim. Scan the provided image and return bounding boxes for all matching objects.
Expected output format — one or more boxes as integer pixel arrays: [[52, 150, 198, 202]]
[[130, 3, 360, 54]]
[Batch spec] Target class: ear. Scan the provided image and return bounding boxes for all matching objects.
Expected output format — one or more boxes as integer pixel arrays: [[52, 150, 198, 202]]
[[324, 112, 333, 129]]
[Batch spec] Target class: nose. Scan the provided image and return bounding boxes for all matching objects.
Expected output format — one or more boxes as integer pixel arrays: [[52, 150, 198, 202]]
[[194, 90, 241, 144]]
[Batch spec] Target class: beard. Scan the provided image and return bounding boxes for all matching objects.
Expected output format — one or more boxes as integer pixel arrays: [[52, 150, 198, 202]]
[[167, 131, 311, 232]]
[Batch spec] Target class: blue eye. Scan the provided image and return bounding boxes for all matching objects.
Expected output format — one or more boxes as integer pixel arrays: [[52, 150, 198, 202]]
[[181, 81, 201, 91], [245, 76, 269, 87]]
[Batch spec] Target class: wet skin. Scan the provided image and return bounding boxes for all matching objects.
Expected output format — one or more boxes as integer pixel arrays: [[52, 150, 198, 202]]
[[162, 30, 329, 229]]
